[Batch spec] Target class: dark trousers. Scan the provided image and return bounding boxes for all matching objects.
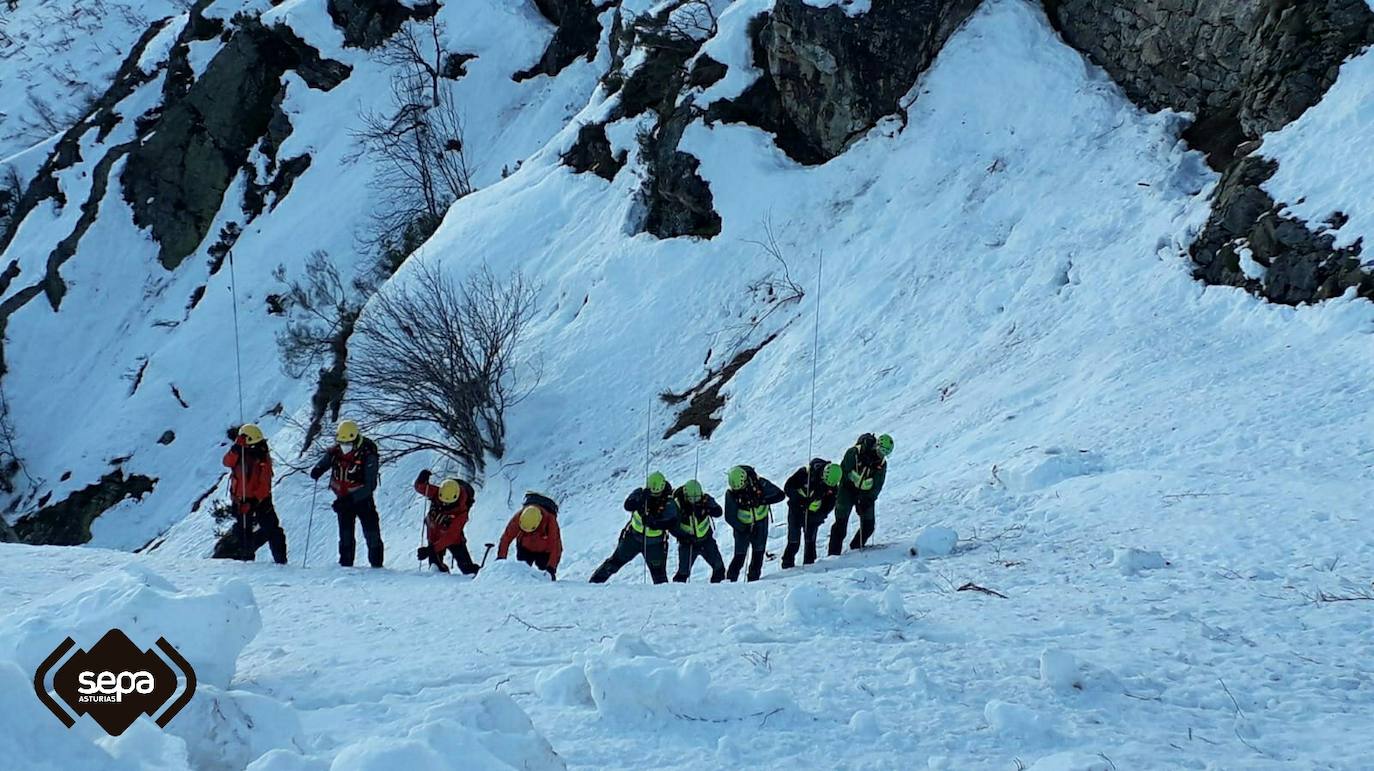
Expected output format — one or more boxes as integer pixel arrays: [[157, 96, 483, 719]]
[[781, 502, 824, 568], [516, 545, 554, 577], [590, 530, 669, 584], [727, 521, 769, 582], [212, 500, 287, 564], [828, 491, 876, 556], [335, 495, 384, 567], [673, 536, 725, 583], [430, 541, 479, 575]]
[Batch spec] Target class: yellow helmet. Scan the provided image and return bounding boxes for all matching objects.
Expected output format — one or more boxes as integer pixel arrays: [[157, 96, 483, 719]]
[[518, 505, 543, 533], [237, 423, 265, 445], [336, 419, 360, 443], [438, 479, 462, 504]]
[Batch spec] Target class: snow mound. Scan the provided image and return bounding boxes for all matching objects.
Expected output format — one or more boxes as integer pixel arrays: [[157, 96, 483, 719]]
[[474, 558, 553, 584], [247, 751, 329, 771], [328, 739, 448, 771], [167, 685, 304, 771], [1039, 649, 1122, 695], [1028, 751, 1116, 771], [1108, 548, 1170, 577], [913, 526, 959, 557], [415, 692, 564, 770], [548, 634, 796, 723], [782, 582, 909, 627], [999, 448, 1106, 494], [0, 564, 259, 688], [984, 700, 1058, 741]]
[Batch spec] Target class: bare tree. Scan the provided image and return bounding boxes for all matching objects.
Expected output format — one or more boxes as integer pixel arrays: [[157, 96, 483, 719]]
[[0, 380, 35, 497], [354, 17, 474, 274], [348, 261, 539, 474], [630, 0, 719, 54]]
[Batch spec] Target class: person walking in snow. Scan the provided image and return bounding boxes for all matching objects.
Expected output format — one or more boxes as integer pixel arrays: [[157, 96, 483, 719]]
[[213, 423, 287, 564], [590, 472, 679, 585], [497, 492, 562, 579], [781, 458, 842, 569], [310, 419, 385, 568], [671, 479, 726, 583], [413, 470, 478, 574], [723, 465, 784, 582], [827, 433, 892, 556]]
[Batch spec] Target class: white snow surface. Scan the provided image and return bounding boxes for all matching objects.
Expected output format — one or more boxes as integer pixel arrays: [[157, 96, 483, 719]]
[[1262, 44, 1374, 256], [1, 0, 1373, 767]]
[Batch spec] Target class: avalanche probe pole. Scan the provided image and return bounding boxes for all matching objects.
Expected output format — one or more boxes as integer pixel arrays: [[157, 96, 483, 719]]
[[301, 478, 319, 568]]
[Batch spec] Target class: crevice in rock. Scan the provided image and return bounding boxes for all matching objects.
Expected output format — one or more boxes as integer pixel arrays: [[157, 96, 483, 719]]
[[660, 333, 779, 440], [12, 469, 157, 546]]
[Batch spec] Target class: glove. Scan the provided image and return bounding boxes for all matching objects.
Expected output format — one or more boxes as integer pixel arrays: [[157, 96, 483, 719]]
[[416, 546, 432, 561], [416, 469, 431, 485], [808, 500, 821, 512], [848, 471, 864, 487], [860, 478, 874, 491], [309, 466, 325, 481], [234, 434, 248, 447]]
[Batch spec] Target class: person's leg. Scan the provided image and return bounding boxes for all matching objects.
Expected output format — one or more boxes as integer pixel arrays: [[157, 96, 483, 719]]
[[701, 538, 726, 583], [646, 538, 669, 584], [450, 542, 479, 575], [828, 490, 855, 556], [803, 513, 822, 565], [726, 528, 749, 581], [335, 501, 357, 567], [255, 501, 288, 565], [850, 497, 876, 549], [746, 522, 768, 581], [590, 534, 639, 583], [429, 546, 451, 572], [673, 539, 694, 582], [357, 498, 385, 567], [781, 503, 804, 569]]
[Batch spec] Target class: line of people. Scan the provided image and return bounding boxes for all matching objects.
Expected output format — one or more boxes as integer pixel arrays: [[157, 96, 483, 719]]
[[212, 417, 892, 584]]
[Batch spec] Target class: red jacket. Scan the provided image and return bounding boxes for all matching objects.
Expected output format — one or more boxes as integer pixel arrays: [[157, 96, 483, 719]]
[[498, 505, 562, 570], [223, 444, 272, 503], [416, 477, 474, 551]]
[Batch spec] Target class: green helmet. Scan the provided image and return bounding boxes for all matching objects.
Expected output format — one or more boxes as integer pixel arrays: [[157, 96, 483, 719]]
[[727, 466, 748, 491], [647, 471, 668, 495], [681, 479, 703, 502], [877, 434, 894, 457], [822, 463, 842, 487]]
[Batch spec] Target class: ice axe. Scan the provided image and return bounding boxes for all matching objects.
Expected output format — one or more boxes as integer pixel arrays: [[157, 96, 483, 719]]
[[479, 542, 495, 568]]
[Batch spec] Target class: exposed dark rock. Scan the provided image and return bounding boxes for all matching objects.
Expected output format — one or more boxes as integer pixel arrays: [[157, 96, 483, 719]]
[[515, 0, 603, 81], [563, 123, 626, 180], [688, 54, 727, 89], [1044, 0, 1374, 164], [640, 114, 722, 239], [122, 18, 351, 270], [326, 0, 439, 49], [13, 469, 157, 546], [245, 153, 314, 219], [711, 0, 982, 164], [157, 430, 176, 445], [1190, 155, 1370, 304], [661, 333, 779, 440], [442, 52, 477, 79]]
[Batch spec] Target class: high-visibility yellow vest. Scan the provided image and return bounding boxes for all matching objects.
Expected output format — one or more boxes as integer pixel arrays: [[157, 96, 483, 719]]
[[630, 511, 663, 537], [737, 505, 769, 525], [680, 515, 710, 539]]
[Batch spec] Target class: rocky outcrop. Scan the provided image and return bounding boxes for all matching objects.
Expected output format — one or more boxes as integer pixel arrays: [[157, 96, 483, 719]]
[[712, 0, 982, 164], [515, 0, 603, 81], [13, 469, 157, 546], [563, 123, 626, 180], [1190, 156, 1370, 303], [1044, 0, 1374, 304], [327, 0, 439, 49], [1044, 0, 1374, 161], [123, 18, 351, 270]]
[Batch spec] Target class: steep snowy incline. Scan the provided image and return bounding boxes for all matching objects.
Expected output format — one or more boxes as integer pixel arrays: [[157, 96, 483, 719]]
[[152, 0, 1374, 576]]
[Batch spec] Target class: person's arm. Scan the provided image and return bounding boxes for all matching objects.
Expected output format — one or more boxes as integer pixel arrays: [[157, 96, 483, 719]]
[[623, 489, 643, 512], [758, 478, 785, 505], [497, 516, 518, 558], [222, 445, 241, 470], [702, 494, 723, 519], [842, 446, 862, 488], [310, 450, 333, 480], [361, 444, 380, 495], [784, 468, 807, 504], [723, 491, 740, 528], [653, 500, 680, 530], [546, 519, 562, 571], [414, 469, 434, 497], [870, 460, 887, 497]]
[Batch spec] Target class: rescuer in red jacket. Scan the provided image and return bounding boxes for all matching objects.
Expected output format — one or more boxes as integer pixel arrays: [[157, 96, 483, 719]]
[[497, 492, 562, 580], [213, 423, 287, 564], [413, 469, 478, 574]]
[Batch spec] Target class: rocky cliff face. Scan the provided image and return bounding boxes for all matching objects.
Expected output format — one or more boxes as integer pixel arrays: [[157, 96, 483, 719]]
[[1044, 0, 1374, 303]]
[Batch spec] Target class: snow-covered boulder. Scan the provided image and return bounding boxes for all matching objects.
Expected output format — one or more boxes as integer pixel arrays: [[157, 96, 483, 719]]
[[166, 685, 305, 771], [417, 692, 564, 771], [1028, 750, 1116, 771], [984, 700, 1058, 741], [1039, 649, 1122, 695], [998, 447, 1106, 493], [912, 526, 959, 557], [1108, 548, 1170, 576], [0, 565, 259, 688], [473, 558, 553, 584]]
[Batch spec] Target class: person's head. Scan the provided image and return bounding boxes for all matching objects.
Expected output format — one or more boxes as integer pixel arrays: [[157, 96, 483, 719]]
[[237, 423, 265, 447], [438, 479, 462, 505], [518, 505, 543, 533], [646, 471, 668, 497], [876, 433, 894, 458], [336, 419, 360, 452], [822, 462, 842, 488], [727, 466, 749, 492], [681, 479, 704, 503], [857, 433, 877, 453]]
